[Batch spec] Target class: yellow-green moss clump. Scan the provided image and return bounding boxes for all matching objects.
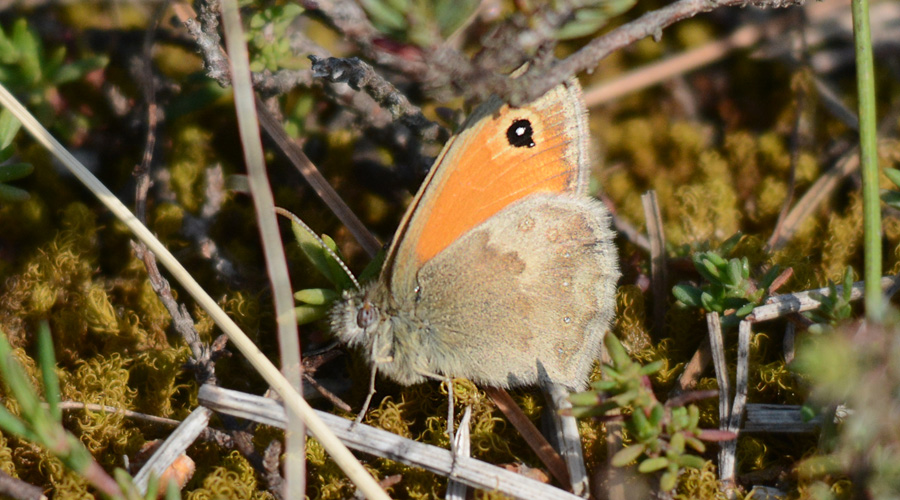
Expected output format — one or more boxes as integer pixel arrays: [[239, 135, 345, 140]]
[[186, 451, 275, 500]]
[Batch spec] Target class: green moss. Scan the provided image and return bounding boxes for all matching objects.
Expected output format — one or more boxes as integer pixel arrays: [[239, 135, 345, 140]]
[[63, 353, 138, 459], [0, 432, 13, 476], [186, 451, 274, 500], [821, 193, 864, 282], [674, 461, 727, 499], [170, 127, 215, 213]]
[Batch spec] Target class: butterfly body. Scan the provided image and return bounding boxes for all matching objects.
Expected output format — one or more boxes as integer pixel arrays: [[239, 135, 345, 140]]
[[331, 79, 619, 390]]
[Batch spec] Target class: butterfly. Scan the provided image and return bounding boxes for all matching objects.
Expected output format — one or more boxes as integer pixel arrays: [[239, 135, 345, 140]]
[[331, 78, 619, 392]]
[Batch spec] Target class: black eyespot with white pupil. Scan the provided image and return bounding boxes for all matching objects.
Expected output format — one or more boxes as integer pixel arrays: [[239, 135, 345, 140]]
[[507, 119, 535, 148]]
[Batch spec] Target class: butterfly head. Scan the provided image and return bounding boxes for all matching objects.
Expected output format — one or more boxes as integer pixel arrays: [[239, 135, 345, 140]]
[[330, 284, 395, 358]]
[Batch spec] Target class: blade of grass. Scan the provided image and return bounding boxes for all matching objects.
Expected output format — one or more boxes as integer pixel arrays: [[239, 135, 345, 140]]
[[219, 1, 305, 496], [852, 0, 881, 320], [36, 321, 61, 422]]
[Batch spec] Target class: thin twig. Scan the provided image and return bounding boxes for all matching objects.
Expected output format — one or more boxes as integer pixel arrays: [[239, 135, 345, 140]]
[[642, 191, 667, 339], [130, 6, 221, 384], [132, 243, 222, 384], [719, 320, 751, 491], [57, 401, 233, 446], [767, 146, 859, 250], [309, 56, 446, 143], [256, 95, 382, 256], [483, 386, 572, 490], [747, 276, 894, 322], [0, 471, 45, 500], [671, 338, 712, 396], [543, 383, 589, 496], [768, 47, 811, 249]]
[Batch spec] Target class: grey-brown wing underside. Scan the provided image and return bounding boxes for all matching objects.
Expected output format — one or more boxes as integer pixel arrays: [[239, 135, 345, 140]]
[[412, 194, 619, 389]]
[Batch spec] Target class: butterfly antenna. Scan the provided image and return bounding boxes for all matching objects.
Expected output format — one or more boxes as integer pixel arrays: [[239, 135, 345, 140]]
[[274, 207, 361, 291]]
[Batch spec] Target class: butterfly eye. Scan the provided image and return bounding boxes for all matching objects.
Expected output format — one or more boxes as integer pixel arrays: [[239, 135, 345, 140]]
[[357, 301, 378, 329], [506, 119, 535, 148]]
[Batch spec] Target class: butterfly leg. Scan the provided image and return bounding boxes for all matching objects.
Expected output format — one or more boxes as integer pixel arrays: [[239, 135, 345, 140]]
[[354, 361, 379, 425], [415, 370, 458, 449]]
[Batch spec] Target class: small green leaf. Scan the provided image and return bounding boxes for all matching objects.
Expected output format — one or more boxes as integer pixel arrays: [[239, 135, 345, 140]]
[[0, 162, 33, 183], [321, 234, 354, 291], [698, 258, 721, 282], [638, 456, 669, 473], [700, 291, 717, 312], [669, 432, 685, 454], [294, 288, 339, 306], [648, 404, 665, 427], [571, 399, 620, 418], [672, 285, 702, 307], [52, 55, 108, 85], [725, 259, 743, 286], [881, 190, 900, 209], [841, 266, 854, 301], [705, 251, 727, 268], [685, 436, 706, 453], [568, 391, 602, 407], [604, 333, 630, 366], [358, 248, 386, 283], [292, 223, 334, 283], [36, 322, 61, 422], [165, 476, 181, 500], [885, 168, 900, 188], [611, 443, 646, 467], [0, 330, 40, 417], [659, 470, 678, 491], [0, 179, 28, 203], [359, 0, 408, 31], [638, 360, 664, 376], [675, 453, 706, 469], [0, 108, 22, 150], [735, 302, 755, 317], [295, 304, 329, 325], [800, 404, 818, 422], [718, 232, 743, 255], [0, 404, 30, 439]]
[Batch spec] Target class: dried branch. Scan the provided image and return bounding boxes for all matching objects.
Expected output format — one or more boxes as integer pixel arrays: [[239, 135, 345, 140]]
[[130, 8, 222, 385], [0, 471, 44, 500], [508, 0, 806, 105], [199, 384, 584, 500], [309, 55, 446, 142]]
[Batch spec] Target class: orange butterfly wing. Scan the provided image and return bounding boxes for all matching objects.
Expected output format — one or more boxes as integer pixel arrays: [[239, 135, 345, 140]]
[[383, 81, 591, 299]]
